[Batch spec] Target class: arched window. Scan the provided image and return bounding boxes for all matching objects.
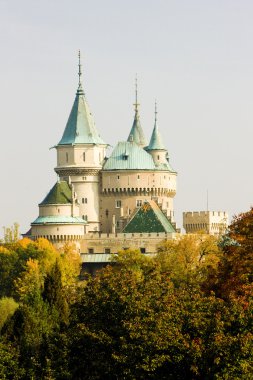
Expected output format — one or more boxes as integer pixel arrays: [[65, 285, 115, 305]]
[[83, 152, 85, 161]]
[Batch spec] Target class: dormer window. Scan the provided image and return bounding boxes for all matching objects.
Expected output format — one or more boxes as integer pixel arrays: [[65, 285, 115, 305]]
[[123, 152, 129, 160]]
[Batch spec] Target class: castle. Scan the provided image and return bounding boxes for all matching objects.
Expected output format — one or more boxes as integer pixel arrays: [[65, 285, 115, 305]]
[[30, 55, 228, 266]]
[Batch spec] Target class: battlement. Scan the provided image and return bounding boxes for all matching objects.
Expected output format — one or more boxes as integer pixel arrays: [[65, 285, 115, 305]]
[[80, 231, 178, 255], [102, 187, 176, 196], [183, 211, 228, 218], [85, 232, 175, 240], [183, 210, 228, 235]]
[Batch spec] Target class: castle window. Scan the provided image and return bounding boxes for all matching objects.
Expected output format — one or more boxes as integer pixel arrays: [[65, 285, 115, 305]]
[[66, 152, 68, 162], [137, 175, 140, 180], [117, 175, 120, 180], [82, 198, 84, 204], [82, 215, 88, 221], [115, 200, 121, 208], [85, 198, 87, 204], [136, 200, 142, 208], [116, 221, 120, 227], [157, 155, 160, 160], [88, 248, 94, 254], [105, 209, 109, 217], [104, 248, 111, 254], [83, 152, 85, 161], [140, 247, 146, 253]]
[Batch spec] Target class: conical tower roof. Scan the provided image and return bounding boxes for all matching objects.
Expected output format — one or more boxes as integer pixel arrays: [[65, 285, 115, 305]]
[[147, 102, 166, 151], [127, 77, 147, 147], [58, 52, 106, 146], [40, 181, 72, 205]]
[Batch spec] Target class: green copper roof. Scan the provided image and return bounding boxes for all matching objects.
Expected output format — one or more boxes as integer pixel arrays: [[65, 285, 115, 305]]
[[31, 216, 86, 225], [40, 181, 72, 205], [58, 55, 106, 146], [147, 123, 166, 151], [155, 161, 176, 172], [103, 141, 156, 170], [58, 86, 106, 145], [127, 109, 147, 147], [147, 103, 166, 151], [123, 200, 176, 233], [127, 78, 147, 147]]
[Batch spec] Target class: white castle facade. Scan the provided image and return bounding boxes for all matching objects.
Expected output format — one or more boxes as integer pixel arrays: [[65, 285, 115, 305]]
[[30, 57, 228, 262], [31, 57, 179, 258]]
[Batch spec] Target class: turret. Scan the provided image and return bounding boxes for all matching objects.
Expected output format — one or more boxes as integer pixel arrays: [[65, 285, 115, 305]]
[[54, 52, 107, 232], [127, 77, 147, 148], [146, 102, 169, 166]]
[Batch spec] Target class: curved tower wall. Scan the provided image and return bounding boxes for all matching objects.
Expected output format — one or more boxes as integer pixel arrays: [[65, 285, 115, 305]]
[[55, 144, 106, 232], [100, 170, 177, 233]]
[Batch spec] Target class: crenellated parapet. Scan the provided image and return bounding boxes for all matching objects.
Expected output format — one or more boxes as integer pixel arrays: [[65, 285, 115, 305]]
[[102, 187, 176, 196], [183, 211, 228, 235], [80, 231, 179, 255]]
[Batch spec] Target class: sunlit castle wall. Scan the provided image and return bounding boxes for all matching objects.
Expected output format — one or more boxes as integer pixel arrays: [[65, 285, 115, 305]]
[[100, 169, 177, 233]]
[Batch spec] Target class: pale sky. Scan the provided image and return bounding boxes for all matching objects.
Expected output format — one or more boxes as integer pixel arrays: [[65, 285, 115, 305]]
[[0, 0, 252, 237]]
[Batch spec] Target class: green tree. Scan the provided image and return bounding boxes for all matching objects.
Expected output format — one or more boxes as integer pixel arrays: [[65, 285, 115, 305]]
[[43, 260, 69, 325], [2, 223, 20, 243], [207, 208, 253, 299], [67, 249, 253, 379], [0, 297, 18, 331], [157, 234, 221, 289]]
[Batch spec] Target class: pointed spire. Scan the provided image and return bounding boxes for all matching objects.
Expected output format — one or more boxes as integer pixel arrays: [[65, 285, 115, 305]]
[[58, 52, 106, 146], [147, 101, 166, 151], [77, 50, 84, 95], [127, 75, 147, 147], [154, 99, 158, 124], [133, 74, 139, 113]]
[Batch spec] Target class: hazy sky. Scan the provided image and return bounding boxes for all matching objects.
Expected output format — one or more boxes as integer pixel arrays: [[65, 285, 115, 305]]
[[0, 0, 252, 237]]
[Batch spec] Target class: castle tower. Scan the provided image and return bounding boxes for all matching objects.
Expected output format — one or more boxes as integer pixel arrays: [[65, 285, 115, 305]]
[[144, 102, 177, 221], [54, 52, 107, 232], [146, 102, 168, 164], [127, 77, 147, 148], [100, 92, 177, 233], [31, 181, 87, 249]]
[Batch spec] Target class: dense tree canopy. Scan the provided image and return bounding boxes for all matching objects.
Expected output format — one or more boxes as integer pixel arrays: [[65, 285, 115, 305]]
[[0, 209, 252, 379]]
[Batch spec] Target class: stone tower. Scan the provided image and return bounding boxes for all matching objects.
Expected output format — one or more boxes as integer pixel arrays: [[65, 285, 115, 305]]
[[54, 52, 107, 232], [100, 90, 177, 233]]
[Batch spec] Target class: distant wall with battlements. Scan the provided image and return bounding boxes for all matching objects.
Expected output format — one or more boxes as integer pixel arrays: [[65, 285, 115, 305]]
[[183, 211, 228, 235]]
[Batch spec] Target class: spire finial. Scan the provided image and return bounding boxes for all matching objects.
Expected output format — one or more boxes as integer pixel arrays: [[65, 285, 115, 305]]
[[77, 50, 84, 95], [133, 74, 139, 113], [154, 99, 158, 124], [78, 50, 82, 86]]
